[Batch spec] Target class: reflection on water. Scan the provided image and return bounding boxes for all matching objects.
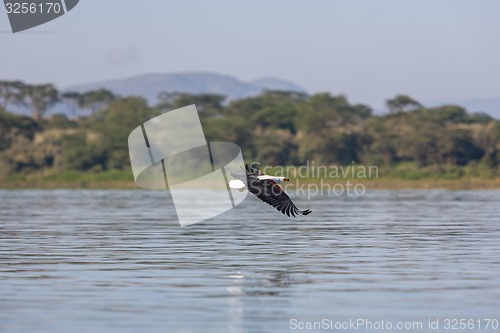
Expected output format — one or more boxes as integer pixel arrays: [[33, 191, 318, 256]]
[[1, 189, 499, 332]]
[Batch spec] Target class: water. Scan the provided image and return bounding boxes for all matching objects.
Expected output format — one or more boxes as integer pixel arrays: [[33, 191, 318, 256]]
[[1, 189, 499, 332]]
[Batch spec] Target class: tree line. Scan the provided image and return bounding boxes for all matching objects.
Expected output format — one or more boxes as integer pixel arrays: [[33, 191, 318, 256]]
[[1, 80, 499, 178]]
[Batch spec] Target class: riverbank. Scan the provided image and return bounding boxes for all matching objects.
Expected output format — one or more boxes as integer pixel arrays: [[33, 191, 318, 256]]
[[1, 170, 500, 190]]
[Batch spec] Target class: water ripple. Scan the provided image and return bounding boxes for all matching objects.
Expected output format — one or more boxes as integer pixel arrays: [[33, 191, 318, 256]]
[[1, 189, 500, 332]]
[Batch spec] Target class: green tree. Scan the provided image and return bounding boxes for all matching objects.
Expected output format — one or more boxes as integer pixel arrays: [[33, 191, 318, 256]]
[[0, 108, 40, 152], [61, 91, 84, 117], [362, 116, 397, 165], [0, 80, 26, 110], [88, 96, 154, 169], [80, 89, 117, 114], [21, 83, 59, 120], [294, 93, 367, 164], [253, 128, 298, 165], [59, 131, 108, 171], [221, 90, 307, 163], [386, 95, 423, 113], [157, 92, 226, 118], [428, 105, 467, 124], [441, 128, 484, 165], [249, 91, 307, 133]]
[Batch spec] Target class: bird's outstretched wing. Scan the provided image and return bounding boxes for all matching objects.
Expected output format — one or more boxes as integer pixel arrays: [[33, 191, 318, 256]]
[[244, 164, 311, 217]]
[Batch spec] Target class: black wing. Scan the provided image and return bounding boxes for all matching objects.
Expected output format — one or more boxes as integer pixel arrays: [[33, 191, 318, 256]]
[[245, 164, 311, 217]]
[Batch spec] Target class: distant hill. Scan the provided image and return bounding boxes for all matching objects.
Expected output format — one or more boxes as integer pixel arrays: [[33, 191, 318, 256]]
[[65, 72, 307, 105], [248, 77, 306, 92]]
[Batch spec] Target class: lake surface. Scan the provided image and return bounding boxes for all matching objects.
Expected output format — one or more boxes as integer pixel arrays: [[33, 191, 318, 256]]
[[1, 189, 499, 332]]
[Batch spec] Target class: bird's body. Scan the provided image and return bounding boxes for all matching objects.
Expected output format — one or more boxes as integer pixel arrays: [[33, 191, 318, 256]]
[[229, 164, 311, 217]]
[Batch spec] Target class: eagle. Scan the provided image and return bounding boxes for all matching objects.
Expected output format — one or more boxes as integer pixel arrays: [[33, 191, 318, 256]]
[[229, 164, 311, 217]]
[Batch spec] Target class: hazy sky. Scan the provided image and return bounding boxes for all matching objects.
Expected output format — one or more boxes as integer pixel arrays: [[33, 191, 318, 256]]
[[1, 0, 499, 108]]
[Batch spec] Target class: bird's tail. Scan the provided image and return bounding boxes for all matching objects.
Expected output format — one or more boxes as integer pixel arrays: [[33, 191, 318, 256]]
[[229, 179, 246, 191]]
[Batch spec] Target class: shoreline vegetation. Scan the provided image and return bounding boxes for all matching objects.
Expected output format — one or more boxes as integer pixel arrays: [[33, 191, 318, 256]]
[[1, 169, 500, 190], [1, 80, 500, 190]]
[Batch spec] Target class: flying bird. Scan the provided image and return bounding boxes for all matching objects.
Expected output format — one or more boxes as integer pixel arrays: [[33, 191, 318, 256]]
[[229, 164, 311, 217]]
